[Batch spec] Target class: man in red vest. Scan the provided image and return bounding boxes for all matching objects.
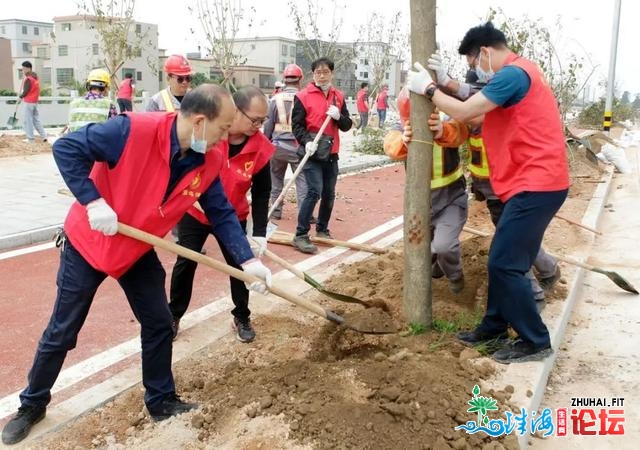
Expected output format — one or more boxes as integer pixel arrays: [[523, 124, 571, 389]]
[[355, 82, 370, 134], [407, 22, 569, 364], [1, 84, 272, 446], [169, 86, 274, 343], [375, 84, 389, 128], [116, 72, 135, 112], [18, 61, 48, 143]]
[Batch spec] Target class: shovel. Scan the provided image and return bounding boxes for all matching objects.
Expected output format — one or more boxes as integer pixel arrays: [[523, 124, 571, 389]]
[[117, 223, 396, 334], [268, 114, 332, 219], [261, 246, 389, 310], [6, 101, 20, 129], [269, 230, 387, 254], [463, 226, 638, 295]]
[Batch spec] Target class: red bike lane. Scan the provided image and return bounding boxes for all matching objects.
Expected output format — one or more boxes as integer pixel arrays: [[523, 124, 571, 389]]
[[0, 163, 406, 419]]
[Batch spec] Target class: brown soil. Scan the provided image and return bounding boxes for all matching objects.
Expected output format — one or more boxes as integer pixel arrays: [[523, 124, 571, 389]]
[[0, 134, 51, 157], [31, 148, 603, 449]]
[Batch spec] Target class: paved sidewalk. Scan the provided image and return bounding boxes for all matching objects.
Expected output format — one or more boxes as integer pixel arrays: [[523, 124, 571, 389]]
[[0, 127, 392, 250]]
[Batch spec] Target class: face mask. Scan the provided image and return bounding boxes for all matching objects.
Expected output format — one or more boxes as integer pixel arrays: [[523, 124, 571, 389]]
[[475, 52, 495, 83], [316, 82, 331, 92], [190, 120, 208, 154]]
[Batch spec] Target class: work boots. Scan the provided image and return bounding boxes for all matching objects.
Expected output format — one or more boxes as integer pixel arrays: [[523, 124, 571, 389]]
[[2, 404, 46, 445], [293, 234, 317, 254]]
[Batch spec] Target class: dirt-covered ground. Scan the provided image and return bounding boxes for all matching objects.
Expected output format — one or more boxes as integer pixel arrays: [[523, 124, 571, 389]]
[[0, 134, 51, 157], [27, 145, 603, 449]]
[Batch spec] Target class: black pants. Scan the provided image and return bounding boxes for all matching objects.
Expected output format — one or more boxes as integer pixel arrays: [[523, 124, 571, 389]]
[[169, 214, 250, 321], [117, 98, 133, 112]]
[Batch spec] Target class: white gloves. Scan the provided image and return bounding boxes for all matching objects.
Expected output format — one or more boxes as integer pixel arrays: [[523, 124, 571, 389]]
[[406, 62, 435, 96], [241, 259, 272, 295], [250, 236, 268, 257], [326, 105, 340, 120], [305, 141, 317, 155], [427, 52, 451, 87], [86, 198, 118, 235]]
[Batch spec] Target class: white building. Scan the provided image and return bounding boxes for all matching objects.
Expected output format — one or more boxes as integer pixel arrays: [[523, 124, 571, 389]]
[[0, 19, 54, 92], [50, 15, 159, 95], [232, 37, 297, 82], [353, 41, 403, 97]]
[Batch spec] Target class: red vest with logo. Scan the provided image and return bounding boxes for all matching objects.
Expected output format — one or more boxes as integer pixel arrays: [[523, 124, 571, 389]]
[[23, 75, 40, 103], [296, 84, 345, 154], [189, 131, 274, 224], [64, 112, 223, 278], [376, 90, 388, 109], [356, 89, 368, 112], [482, 54, 569, 202]]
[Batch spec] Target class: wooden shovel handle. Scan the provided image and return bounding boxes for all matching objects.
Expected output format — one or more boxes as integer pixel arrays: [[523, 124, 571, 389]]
[[116, 223, 341, 323], [270, 230, 387, 254], [554, 214, 602, 235]]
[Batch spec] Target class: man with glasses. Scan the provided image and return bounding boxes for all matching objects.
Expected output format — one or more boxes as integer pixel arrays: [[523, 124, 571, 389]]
[[407, 22, 569, 364], [169, 86, 274, 343], [290, 57, 353, 254], [147, 54, 193, 112]]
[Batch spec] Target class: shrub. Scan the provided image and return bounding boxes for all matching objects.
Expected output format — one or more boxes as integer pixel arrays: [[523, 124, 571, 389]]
[[352, 128, 386, 155]]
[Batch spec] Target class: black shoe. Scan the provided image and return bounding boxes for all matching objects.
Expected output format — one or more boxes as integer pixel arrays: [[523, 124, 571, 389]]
[[449, 274, 465, 294], [270, 213, 282, 220], [316, 230, 333, 240], [456, 328, 509, 346], [538, 266, 561, 291], [309, 216, 317, 224], [492, 340, 553, 364], [171, 318, 180, 340], [232, 317, 256, 343], [1, 404, 46, 445], [147, 394, 198, 421], [292, 234, 317, 254]]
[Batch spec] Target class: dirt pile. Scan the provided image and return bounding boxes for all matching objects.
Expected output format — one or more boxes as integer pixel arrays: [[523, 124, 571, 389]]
[[0, 134, 51, 157]]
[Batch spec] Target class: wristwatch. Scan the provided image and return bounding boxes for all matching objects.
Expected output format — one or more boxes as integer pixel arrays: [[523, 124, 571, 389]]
[[425, 84, 438, 100]]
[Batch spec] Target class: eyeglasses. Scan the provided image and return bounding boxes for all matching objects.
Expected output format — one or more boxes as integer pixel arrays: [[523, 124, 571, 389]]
[[239, 109, 267, 127], [170, 74, 192, 83], [313, 69, 332, 76]]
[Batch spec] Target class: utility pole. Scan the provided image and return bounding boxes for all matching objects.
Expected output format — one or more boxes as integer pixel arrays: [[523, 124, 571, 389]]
[[603, 0, 622, 134], [404, 0, 436, 326]]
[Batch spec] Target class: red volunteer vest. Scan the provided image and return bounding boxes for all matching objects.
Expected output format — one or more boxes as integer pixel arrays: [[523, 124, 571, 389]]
[[64, 112, 224, 278], [22, 75, 40, 103], [482, 54, 569, 202], [189, 131, 274, 224], [117, 79, 134, 100], [376, 90, 388, 109], [356, 89, 368, 112], [296, 83, 345, 154]]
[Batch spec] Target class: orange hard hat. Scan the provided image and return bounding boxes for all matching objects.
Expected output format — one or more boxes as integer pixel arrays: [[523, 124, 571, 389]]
[[164, 54, 193, 76], [397, 87, 410, 123], [283, 63, 303, 79]]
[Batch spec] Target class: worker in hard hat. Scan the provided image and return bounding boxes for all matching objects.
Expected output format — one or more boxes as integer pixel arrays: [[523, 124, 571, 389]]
[[264, 64, 312, 221], [383, 87, 468, 294], [67, 68, 117, 132], [271, 81, 284, 96], [147, 54, 194, 112]]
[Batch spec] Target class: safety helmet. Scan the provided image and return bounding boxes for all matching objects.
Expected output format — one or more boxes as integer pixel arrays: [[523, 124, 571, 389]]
[[283, 63, 303, 80], [86, 68, 110, 90], [164, 54, 194, 76], [397, 87, 410, 123]]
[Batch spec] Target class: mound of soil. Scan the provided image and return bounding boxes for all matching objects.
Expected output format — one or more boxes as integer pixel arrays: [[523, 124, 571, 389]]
[[33, 154, 601, 449], [0, 134, 51, 158]]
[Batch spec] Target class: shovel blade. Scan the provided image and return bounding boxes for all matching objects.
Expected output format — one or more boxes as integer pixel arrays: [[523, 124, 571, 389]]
[[7, 115, 18, 129]]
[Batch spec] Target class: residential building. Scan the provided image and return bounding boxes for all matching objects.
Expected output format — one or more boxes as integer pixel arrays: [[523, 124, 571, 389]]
[[232, 37, 297, 86], [353, 41, 403, 98], [0, 38, 12, 91], [0, 19, 54, 92], [50, 15, 158, 95], [295, 39, 358, 98]]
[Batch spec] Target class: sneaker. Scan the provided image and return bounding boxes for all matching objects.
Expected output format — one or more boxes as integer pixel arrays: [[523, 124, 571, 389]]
[[171, 318, 180, 340], [449, 274, 465, 294], [309, 216, 317, 224], [538, 266, 561, 291], [232, 317, 256, 343], [270, 212, 282, 220], [1, 404, 46, 445], [292, 234, 317, 254], [492, 340, 553, 364], [147, 394, 198, 421], [316, 230, 333, 240], [22, 138, 35, 143], [456, 328, 509, 346], [431, 261, 444, 279]]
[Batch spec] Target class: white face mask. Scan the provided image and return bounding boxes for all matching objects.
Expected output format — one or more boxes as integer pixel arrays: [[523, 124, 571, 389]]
[[190, 120, 208, 154], [475, 52, 495, 83]]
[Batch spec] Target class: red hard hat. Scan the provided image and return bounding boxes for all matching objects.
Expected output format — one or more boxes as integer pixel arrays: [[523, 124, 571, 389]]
[[283, 63, 303, 79], [164, 54, 194, 76], [397, 87, 410, 123]]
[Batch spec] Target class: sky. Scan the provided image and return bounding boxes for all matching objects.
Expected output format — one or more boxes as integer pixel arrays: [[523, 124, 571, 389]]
[[2, 0, 637, 95]]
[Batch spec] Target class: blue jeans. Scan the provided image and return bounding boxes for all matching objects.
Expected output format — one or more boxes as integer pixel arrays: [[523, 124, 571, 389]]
[[377, 109, 387, 127], [19, 237, 175, 409], [477, 189, 568, 347], [296, 157, 339, 236]]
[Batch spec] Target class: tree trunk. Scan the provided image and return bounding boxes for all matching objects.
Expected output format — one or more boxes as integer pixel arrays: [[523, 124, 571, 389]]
[[403, 0, 436, 326]]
